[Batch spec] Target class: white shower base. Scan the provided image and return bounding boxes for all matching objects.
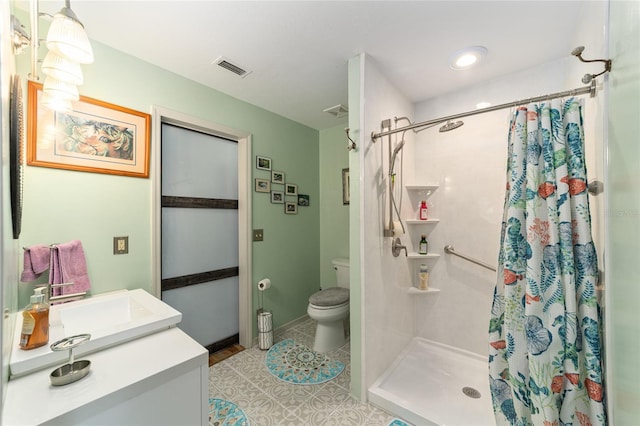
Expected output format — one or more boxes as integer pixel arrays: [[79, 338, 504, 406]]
[[368, 337, 495, 426]]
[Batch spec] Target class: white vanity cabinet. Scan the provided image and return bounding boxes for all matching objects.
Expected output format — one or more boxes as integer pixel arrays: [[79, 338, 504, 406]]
[[3, 327, 208, 425], [404, 185, 441, 294]]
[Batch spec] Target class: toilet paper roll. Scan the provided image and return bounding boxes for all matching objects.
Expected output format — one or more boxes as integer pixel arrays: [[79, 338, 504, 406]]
[[392, 221, 404, 236], [257, 278, 271, 291]]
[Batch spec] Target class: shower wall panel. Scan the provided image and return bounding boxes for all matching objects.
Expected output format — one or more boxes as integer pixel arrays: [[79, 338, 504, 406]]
[[413, 54, 606, 357], [359, 54, 418, 390]]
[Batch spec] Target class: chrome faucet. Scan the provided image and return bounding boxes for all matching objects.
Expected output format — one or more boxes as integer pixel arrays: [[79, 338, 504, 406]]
[[392, 238, 408, 257]]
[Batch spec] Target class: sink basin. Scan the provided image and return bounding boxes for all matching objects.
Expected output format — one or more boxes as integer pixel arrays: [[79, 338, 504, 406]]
[[10, 289, 182, 378]]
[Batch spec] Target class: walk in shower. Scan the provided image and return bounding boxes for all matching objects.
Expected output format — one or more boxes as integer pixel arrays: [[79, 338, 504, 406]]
[[351, 33, 607, 423]]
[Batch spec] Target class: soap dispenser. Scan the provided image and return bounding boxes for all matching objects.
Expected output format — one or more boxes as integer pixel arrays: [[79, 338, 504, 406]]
[[19, 287, 49, 350]]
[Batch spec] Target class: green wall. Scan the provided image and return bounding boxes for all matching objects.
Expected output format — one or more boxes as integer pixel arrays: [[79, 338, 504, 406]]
[[319, 124, 349, 286], [16, 35, 320, 334], [608, 0, 640, 422]]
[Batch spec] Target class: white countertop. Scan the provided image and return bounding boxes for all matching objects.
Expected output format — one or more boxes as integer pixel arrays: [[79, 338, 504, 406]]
[[3, 327, 207, 425], [10, 289, 182, 378]]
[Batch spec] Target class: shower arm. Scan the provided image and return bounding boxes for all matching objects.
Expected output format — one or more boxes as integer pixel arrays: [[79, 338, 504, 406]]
[[394, 116, 441, 134]]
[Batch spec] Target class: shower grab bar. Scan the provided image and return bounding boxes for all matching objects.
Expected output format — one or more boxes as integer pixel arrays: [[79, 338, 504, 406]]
[[444, 245, 497, 272]]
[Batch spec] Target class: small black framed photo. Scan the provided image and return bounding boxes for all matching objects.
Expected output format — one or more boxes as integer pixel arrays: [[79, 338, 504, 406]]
[[286, 183, 298, 197], [285, 202, 298, 214], [298, 194, 309, 206], [271, 170, 285, 184], [256, 155, 272, 171], [255, 178, 270, 193], [271, 191, 284, 204]]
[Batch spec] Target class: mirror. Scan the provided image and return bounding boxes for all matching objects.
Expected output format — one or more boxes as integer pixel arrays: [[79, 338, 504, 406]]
[[9, 75, 24, 239]]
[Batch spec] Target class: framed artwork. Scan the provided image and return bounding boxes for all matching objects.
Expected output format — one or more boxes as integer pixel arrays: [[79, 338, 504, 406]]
[[256, 155, 271, 171], [271, 170, 285, 184], [298, 194, 309, 206], [285, 202, 298, 214], [271, 190, 284, 204], [285, 183, 298, 197], [27, 81, 151, 178], [342, 168, 350, 205], [255, 178, 270, 193]]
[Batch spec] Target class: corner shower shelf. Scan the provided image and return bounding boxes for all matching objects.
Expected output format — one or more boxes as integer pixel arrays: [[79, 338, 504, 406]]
[[405, 219, 440, 225], [405, 185, 438, 193], [407, 287, 441, 295], [407, 253, 440, 260]]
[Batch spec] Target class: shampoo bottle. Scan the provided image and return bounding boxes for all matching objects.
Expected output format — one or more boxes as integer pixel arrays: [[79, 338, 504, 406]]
[[419, 264, 429, 290], [419, 200, 428, 220], [19, 287, 49, 350], [419, 235, 428, 255]]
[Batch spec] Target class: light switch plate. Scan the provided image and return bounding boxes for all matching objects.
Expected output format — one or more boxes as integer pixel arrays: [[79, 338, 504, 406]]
[[253, 229, 264, 242]]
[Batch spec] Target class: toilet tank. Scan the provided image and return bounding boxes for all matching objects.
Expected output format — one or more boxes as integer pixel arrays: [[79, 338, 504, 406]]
[[332, 258, 350, 288]]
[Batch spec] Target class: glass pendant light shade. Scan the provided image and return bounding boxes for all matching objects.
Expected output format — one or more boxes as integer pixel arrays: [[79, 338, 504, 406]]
[[42, 51, 84, 85], [43, 77, 79, 101], [46, 6, 94, 64], [40, 91, 73, 113]]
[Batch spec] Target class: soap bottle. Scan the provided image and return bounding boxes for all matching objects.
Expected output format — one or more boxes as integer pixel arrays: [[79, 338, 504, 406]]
[[419, 200, 428, 220], [19, 287, 49, 350], [419, 235, 428, 255], [419, 264, 429, 290]]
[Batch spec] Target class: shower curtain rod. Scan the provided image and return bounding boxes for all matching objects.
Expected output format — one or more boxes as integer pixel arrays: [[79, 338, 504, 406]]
[[371, 80, 596, 141]]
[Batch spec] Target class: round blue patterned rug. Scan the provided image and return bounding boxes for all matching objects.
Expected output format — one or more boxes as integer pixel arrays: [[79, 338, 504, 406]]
[[209, 398, 249, 426], [265, 339, 345, 385], [388, 419, 412, 426]]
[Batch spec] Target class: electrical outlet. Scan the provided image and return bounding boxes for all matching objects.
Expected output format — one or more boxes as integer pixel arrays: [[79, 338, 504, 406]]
[[113, 236, 129, 254], [253, 229, 264, 242]]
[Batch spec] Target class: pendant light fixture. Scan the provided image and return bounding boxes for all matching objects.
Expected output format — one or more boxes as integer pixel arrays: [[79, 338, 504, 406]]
[[46, 0, 94, 64], [41, 51, 84, 85], [40, 0, 93, 112], [43, 77, 79, 101], [40, 91, 73, 113]]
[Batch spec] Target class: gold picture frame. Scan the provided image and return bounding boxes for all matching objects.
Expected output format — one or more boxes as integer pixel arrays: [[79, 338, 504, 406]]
[[27, 81, 151, 178]]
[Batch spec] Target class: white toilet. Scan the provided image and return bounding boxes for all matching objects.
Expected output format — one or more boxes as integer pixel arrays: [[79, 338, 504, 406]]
[[307, 258, 350, 353]]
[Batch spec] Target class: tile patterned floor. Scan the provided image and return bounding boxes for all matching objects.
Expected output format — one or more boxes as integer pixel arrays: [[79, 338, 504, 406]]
[[209, 317, 401, 425]]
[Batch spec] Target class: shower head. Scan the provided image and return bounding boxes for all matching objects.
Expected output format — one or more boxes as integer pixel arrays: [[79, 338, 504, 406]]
[[439, 120, 464, 133], [390, 140, 405, 175], [392, 139, 405, 157]]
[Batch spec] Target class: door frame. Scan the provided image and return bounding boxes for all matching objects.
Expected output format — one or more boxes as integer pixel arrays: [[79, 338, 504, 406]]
[[151, 106, 252, 348]]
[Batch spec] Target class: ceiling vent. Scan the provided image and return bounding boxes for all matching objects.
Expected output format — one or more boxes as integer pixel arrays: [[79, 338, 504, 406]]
[[323, 104, 349, 118], [213, 56, 251, 78]]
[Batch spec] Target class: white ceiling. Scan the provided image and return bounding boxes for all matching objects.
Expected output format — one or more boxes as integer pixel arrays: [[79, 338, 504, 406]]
[[30, 1, 593, 130]]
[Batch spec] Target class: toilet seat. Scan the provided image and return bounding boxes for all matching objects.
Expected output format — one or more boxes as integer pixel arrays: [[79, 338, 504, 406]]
[[308, 287, 349, 308], [308, 301, 349, 311]]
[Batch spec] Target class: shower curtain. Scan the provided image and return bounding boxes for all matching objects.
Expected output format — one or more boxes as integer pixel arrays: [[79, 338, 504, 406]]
[[488, 98, 606, 425]]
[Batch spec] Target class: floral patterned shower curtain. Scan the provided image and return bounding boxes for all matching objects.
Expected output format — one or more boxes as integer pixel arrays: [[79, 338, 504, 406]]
[[488, 98, 606, 425]]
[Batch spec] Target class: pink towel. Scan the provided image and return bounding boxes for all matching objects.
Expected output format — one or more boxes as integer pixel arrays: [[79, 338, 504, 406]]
[[21, 245, 51, 282], [50, 240, 91, 296]]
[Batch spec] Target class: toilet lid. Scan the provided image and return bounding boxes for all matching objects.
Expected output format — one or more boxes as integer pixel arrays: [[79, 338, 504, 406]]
[[309, 287, 349, 307]]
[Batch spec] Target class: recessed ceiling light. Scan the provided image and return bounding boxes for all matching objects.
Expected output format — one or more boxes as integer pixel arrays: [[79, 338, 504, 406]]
[[476, 102, 492, 109], [450, 46, 488, 70]]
